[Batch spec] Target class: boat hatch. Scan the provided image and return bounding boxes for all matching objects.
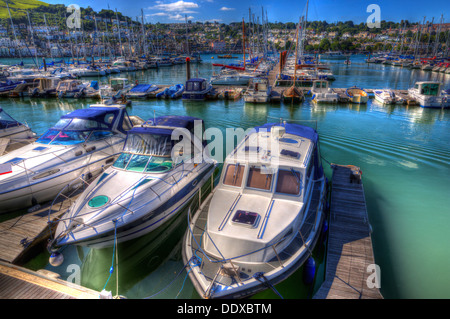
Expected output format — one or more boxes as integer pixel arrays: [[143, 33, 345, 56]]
[[243, 146, 261, 152], [279, 137, 298, 145], [4, 157, 24, 164], [280, 149, 300, 159], [88, 195, 110, 208], [231, 210, 260, 228], [33, 146, 48, 152]]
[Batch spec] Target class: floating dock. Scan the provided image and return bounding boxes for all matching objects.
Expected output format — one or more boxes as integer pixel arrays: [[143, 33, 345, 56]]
[[0, 261, 99, 299], [313, 164, 383, 299]]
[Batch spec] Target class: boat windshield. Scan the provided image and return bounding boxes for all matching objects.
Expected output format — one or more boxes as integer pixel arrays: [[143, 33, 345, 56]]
[[0, 108, 20, 129], [112, 133, 174, 173], [275, 169, 302, 195], [420, 83, 440, 96], [36, 118, 113, 145]]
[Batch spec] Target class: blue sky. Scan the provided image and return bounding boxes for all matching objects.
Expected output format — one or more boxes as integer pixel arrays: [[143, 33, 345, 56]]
[[44, 0, 450, 24]]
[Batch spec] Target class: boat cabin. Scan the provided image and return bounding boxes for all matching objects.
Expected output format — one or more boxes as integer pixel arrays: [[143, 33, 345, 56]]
[[413, 82, 441, 96], [185, 78, 208, 92], [110, 78, 130, 91]]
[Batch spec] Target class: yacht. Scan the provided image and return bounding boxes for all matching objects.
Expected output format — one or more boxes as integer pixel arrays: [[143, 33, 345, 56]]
[[29, 77, 61, 97], [49, 115, 217, 249], [408, 81, 449, 108], [0, 104, 144, 214], [182, 121, 327, 299], [311, 80, 339, 103], [243, 77, 272, 103]]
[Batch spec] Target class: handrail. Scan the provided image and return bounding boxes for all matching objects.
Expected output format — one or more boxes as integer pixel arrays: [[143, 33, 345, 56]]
[[257, 199, 275, 239]]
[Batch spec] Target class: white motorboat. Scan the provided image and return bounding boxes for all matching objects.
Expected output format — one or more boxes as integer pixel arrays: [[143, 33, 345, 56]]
[[28, 77, 61, 97], [182, 121, 327, 299], [408, 81, 448, 108], [0, 104, 144, 214], [0, 107, 36, 155], [243, 77, 272, 103], [49, 115, 217, 249], [311, 80, 339, 103], [56, 79, 88, 98], [373, 89, 396, 104], [100, 78, 133, 99]]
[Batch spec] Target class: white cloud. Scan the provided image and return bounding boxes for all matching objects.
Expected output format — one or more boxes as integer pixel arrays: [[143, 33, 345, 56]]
[[149, 12, 169, 16], [169, 14, 195, 21], [148, 1, 199, 13], [220, 7, 235, 11]]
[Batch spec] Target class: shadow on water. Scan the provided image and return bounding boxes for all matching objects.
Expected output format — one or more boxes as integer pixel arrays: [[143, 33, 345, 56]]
[[362, 174, 400, 299]]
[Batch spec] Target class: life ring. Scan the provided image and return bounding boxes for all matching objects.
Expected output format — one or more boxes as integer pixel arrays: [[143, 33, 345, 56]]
[[135, 80, 139, 85]]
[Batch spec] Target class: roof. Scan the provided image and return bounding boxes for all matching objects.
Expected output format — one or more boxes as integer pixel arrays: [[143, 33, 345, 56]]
[[253, 122, 319, 143]]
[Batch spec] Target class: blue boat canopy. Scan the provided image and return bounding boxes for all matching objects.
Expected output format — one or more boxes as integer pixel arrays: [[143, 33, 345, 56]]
[[57, 107, 120, 131], [129, 84, 153, 92]]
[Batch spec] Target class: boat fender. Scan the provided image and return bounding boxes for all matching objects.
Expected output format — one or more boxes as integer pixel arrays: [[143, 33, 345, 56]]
[[49, 252, 64, 267], [303, 257, 316, 285]]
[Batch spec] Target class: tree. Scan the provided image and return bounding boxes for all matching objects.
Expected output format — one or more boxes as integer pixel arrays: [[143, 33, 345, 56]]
[[319, 38, 330, 51]]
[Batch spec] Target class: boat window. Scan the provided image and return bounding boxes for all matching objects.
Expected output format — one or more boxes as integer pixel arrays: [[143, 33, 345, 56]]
[[145, 156, 173, 173], [126, 154, 151, 172], [36, 129, 89, 145], [87, 130, 114, 141], [223, 163, 245, 187], [420, 83, 439, 96], [246, 166, 273, 191], [113, 152, 133, 169], [193, 81, 200, 91], [275, 169, 302, 195], [124, 133, 172, 157]]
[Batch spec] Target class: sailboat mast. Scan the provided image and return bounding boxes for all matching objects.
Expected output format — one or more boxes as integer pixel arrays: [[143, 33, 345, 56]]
[[242, 18, 246, 70], [6, 0, 23, 60], [115, 9, 124, 57]]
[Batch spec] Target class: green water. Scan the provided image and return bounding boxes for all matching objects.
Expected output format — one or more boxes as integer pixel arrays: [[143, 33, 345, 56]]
[[2, 54, 450, 299]]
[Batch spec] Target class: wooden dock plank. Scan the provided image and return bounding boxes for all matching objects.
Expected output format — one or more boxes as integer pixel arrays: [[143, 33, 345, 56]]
[[0, 261, 99, 299], [313, 164, 382, 299]]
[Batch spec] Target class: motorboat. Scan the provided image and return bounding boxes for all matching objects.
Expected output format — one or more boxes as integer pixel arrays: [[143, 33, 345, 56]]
[[126, 84, 159, 99], [182, 78, 213, 101], [311, 80, 339, 103], [408, 81, 449, 108], [49, 115, 217, 249], [100, 78, 133, 99], [112, 58, 137, 72], [83, 81, 108, 99], [182, 121, 327, 299], [29, 77, 61, 97], [0, 79, 26, 95], [210, 69, 255, 86], [0, 104, 144, 214], [0, 107, 36, 155], [320, 51, 347, 60], [56, 80, 88, 98], [156, 84, 185, 99], [346, 86, 368, 104], [373, 89, 396, 105], [218, 88, 243, 100], [243, 77, 272, 103]]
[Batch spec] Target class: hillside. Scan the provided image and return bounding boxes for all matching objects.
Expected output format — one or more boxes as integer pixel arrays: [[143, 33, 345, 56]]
[[0, 0, 49, 19]]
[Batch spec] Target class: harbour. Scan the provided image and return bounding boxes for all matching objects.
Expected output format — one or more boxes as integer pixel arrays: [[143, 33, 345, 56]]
[[0, 0, 449, 302]]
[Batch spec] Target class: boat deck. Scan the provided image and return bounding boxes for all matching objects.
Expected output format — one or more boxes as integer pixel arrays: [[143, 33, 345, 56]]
[[186, 181, 323, 298], [313, 164, 383, 299]]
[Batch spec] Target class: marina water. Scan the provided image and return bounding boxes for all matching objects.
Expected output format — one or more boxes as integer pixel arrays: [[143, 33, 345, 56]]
[[1, 54, 449, 299]]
